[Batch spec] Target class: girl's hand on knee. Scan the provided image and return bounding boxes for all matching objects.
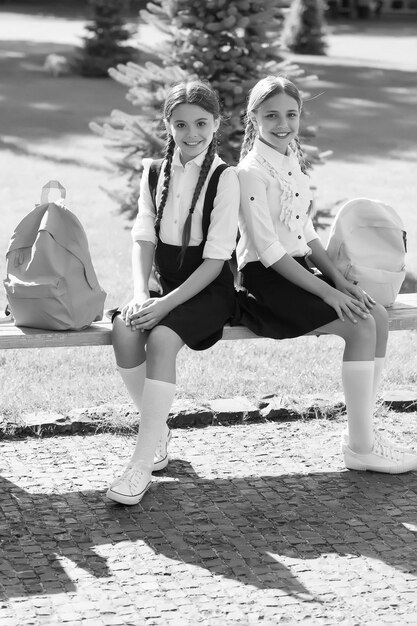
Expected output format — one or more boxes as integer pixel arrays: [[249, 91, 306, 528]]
[[335, 277, 375, 311], [121, 294, 150, 327], [323, 288, 369, 324], [130, 297, 171, 331], [346, 282, 376, 310]]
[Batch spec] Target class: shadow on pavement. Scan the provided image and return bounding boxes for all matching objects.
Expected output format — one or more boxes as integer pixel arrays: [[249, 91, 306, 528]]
[[1, 460, 417, 601]]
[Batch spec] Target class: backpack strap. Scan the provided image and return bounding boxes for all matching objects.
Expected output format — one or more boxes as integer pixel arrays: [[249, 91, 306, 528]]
[[148, 159, 164, 210], [201, 164, 230, 241]]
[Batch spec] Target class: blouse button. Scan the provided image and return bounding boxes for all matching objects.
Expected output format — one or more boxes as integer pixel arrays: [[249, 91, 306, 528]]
[[295, 192, 299, 197], [288, 172, 292, 176], [296, 215, 300, 219], [298, 235, 302, 239], [250, 196, 254, 200]]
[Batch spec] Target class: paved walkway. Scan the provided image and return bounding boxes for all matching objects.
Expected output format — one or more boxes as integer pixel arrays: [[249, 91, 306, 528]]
[[1, 416, 417, 625]]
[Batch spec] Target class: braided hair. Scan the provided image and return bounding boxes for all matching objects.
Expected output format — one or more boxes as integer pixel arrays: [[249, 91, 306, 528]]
[[291, 135, 309, 175], [241, 75, 309, 173], [154, 135, 175, 235], [239, 118, 257, 161], [179, 135, 217, 266], [155, 79, 221, 267]]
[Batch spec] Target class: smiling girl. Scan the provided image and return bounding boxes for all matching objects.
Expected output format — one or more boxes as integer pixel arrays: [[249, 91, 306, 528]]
[[107, 80, 239, 504], [235, 75, 417, 474]]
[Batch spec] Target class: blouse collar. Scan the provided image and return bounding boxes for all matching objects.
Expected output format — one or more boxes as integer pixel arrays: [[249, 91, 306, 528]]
[[253, 137, 292, 170], [172, 146, 209, 169]]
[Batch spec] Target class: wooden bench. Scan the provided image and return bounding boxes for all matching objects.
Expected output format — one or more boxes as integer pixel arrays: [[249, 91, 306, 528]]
[[1, 293, 416, 350]]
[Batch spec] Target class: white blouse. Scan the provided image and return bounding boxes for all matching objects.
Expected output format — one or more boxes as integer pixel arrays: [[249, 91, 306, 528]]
[[131, 147, 239, 261], [236, 137, 319, 270]]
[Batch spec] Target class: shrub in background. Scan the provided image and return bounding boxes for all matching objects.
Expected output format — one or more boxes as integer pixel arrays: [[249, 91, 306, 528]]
[[76, 0, 136, 78], [282, 0, 328, 55], [91, 0, 327, 218]]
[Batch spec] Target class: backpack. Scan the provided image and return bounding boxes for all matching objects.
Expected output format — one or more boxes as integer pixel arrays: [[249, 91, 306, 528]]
[[3, 180, 106, 330], [326, 197, 407, 307]]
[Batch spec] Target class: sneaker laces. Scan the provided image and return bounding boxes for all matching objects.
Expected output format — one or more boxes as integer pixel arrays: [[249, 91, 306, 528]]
[[154, 440, 165, 459], [375, 433, 410, 453], [373, 435, 403, 463], [112, 463, 149, 490], [154, 429, 171, 460]]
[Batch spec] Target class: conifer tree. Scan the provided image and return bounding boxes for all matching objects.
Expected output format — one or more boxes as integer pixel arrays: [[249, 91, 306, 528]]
[[76, 0, 135, 78], [91, 0, 324, 217], [282, 0, 328, 55]]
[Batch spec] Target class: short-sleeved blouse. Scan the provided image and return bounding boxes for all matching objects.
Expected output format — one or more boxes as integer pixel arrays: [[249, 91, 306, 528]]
[[131, 148, 239, 261], [236, 137, 319, 270]]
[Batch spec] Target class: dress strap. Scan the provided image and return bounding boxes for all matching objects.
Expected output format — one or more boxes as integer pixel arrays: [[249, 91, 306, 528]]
[[201, 164, 229, 241], [147, 159, 164, 210]]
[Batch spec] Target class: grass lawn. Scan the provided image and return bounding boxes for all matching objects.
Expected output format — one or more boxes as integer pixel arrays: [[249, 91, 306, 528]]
[[1, 10, 416, 425]]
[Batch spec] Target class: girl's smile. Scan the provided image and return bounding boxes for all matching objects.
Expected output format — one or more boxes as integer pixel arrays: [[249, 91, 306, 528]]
[[251, 92, 300, 155], [167, 103, 220, 164]]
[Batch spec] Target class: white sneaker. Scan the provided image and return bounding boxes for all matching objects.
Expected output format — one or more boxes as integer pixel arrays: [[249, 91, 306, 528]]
[[341, 428, 411, 453], [343, 433, 417, 474], [106, 462, 152, 505], [153, 427, 172, 472]]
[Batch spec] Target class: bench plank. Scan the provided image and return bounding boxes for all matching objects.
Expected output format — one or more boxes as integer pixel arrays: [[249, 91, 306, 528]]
[[0, 293, 416, 349]]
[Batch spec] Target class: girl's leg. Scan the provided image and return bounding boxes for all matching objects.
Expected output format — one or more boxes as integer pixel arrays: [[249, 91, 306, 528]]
[[369, 303, 389, 402], [112, 316, 173, 472], [129, 325, 183, 467], [112, 314, 148, 408], [316, 311, 417, 473], [316, 315, 376, 454], [107, 325, 183, 505]]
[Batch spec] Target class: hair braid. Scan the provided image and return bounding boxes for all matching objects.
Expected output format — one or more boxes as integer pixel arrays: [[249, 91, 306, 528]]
[[239, 118, 257, 160], [178, 136, 217, 267], [154, 136, 175, 235], [291, 135, 309, 176]]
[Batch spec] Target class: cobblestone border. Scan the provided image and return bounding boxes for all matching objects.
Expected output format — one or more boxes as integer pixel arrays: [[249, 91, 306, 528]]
[[1, 389, 416, 439]]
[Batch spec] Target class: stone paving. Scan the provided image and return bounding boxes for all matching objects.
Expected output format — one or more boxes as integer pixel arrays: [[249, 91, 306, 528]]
[[1, 414, 417, 625]]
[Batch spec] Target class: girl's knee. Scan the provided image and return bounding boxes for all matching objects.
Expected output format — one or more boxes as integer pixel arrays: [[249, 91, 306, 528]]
[[112, 314, 146, 367], [371, 302, 389, 331], [111, 315, 130, 339], [147, 326, 183, 358], [112, 314, 132, 344], [347, 314, 376, 342]]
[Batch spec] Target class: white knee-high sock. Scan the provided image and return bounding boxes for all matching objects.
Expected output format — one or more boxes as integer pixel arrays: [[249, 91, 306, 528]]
[[342, 360, 375, 454], [373, 357, 385, 406], [117, 363, 146, 412], [131, 378, 176, 467]]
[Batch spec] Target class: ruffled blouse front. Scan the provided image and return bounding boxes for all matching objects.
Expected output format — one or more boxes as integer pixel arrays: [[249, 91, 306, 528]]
[[236, 137, 319, 270]]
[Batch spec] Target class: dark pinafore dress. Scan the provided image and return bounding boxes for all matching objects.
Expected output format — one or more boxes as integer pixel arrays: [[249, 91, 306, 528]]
[[147, 160, 236, 351]]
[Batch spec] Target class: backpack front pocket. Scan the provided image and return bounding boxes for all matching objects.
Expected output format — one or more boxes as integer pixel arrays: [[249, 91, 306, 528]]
[[3, 276, 73, 329], [345, 264, 406, 307]]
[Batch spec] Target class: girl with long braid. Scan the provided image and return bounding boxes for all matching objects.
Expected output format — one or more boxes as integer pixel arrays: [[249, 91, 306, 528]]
[[235, 75, 417, 474], [107, 80, 239, 504]]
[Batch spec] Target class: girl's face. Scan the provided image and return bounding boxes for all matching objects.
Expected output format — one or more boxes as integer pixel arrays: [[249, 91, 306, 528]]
[[167, 104, 220, 164], [251, 92, 300, 155]]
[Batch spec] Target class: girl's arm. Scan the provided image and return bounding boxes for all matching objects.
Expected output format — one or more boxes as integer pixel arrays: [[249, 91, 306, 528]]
[[132, 240, 155, 300], [122, 159, 160, 325], [121, 240, 155, 324], [308, 237, 346, 284], [130, 258, 224, 330], [308, 238, 375, 309], [239, 169, 288, 267], [271, 254, 369, 323]]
